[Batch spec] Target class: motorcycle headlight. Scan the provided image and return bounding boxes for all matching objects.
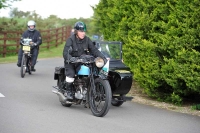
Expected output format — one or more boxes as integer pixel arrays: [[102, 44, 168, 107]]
[[95, 57, 104, 68]]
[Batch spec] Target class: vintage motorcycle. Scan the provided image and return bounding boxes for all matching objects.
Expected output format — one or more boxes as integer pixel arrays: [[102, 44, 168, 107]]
[[52, 55, 112, 117], [20, 38, 33, 78]]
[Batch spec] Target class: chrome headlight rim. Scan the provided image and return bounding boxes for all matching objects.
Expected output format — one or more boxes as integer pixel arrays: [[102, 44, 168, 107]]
[[95, 57, 105, 68]]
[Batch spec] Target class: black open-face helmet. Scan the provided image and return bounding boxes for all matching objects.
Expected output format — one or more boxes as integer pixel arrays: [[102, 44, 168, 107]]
[[74, 21, 87, 32]]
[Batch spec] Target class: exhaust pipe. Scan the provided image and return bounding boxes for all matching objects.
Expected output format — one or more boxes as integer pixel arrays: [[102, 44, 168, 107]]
[[52, 90, 67, 103]]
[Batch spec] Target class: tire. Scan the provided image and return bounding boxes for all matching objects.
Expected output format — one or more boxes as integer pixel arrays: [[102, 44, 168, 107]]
[[89, 78, 112, 117], [27, 57, 32, 75], [21, 54, 26, 78], [111, 96, 124, 107]]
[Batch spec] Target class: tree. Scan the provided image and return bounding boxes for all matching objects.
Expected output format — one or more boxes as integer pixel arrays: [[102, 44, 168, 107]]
[[0, 0, 21, 9]]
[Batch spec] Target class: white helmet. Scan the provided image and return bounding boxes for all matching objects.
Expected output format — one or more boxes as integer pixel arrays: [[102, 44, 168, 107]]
[[27, 20, 36, 31]]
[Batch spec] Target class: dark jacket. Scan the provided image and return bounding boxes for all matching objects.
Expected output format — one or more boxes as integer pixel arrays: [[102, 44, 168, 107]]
[[20, 30, 42, 47], [63, 34, 106, 63]]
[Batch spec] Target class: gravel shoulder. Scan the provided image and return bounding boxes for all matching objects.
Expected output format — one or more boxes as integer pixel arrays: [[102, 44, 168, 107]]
[[129, 83, 200, 117]]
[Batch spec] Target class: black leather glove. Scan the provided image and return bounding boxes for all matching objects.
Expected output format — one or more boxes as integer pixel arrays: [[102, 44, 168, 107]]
[[80, 55, 94, 62], [30, 42, 37, 49], [70, 57, 78, 62]]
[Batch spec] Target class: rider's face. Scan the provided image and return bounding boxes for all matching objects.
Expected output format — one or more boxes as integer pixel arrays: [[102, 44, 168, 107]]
[[77, 31, 85, 39], [29, 25, 34, 29]]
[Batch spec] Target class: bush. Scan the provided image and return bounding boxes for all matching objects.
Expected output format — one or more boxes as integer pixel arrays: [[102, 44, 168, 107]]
[[93, 0, 200, 104]]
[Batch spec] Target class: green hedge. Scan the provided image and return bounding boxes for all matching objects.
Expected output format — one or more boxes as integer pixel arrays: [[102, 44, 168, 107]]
[[93, 0, 200, 104]]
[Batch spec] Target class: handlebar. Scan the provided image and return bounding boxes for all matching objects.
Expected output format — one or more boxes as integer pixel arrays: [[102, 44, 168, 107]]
[[70, 58, 95, 64], [21, 38, 33, 46]]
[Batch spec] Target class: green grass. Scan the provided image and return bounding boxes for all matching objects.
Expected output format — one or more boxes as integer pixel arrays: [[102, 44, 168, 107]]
[[0, 43, 65, 64]]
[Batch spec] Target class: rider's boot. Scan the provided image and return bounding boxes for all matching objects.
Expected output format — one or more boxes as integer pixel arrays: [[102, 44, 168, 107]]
[[17, 60, 21, 67], [31, 66, 36, 72], [17, 63, 21, 67], [64, 82, 74, 100]]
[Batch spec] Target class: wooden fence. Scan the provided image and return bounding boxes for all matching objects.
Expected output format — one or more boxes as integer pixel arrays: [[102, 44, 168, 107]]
[[0, 26, 71, 57]]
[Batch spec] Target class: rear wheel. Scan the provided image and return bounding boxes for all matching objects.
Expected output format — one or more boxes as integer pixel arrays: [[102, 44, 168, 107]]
[[21, 54, 27, 78], [89, 78, 111, 117]]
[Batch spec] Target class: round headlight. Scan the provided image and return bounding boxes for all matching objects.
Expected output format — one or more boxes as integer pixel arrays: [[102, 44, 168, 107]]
[[95, 57, 104, 68]]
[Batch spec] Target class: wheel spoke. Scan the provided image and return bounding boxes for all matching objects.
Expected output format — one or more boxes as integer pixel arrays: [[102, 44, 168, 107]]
[[91, 82, 106, 112], [89, 78, 111, 117]]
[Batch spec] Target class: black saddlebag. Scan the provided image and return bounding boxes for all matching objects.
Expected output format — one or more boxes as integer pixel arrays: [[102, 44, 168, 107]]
[[54, 66, 65, 80]]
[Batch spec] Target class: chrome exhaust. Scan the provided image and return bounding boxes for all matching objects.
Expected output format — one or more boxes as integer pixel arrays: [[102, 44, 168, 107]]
[[52, 90, 75, 104], [52, 90, 67, 103]]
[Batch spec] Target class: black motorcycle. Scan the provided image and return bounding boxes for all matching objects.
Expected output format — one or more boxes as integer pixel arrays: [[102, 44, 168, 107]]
[[53, 55, 112, 117], [20, 38, 32, 78]]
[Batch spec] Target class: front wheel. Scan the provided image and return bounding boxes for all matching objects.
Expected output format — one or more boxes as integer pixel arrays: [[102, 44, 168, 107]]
[[89, 78, 112, 117], [27, 57, 32, 75], [21, 54, 27, 78]]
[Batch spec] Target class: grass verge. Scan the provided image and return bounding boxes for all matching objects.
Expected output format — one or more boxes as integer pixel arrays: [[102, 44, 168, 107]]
[[0, 43, 65, 64]]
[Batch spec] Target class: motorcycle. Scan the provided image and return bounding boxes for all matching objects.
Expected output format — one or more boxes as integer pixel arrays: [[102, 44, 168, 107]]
[[20, 38, 33, 78], [52, 55, 112, 117]]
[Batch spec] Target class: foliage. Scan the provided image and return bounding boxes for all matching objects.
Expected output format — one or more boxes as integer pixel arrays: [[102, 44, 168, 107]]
[[0, 0, 20, 9], [93, 0, 200, 104], [191, 104, 200, 110], [0, 8, 97, 36]]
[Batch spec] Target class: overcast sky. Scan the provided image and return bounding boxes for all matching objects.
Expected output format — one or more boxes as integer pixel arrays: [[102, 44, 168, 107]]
[[0, 0, 100, 19]]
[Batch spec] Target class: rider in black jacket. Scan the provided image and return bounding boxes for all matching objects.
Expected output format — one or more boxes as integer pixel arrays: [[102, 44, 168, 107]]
[[63, 21, 107, 99], [17, 20, 42, 71]]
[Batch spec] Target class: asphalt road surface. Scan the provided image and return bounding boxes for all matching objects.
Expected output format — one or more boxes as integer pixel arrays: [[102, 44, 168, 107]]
[[0, 58, 200, 133]]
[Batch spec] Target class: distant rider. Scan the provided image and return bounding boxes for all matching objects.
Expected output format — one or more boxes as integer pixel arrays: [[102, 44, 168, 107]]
[[17, 20, 42, 71]]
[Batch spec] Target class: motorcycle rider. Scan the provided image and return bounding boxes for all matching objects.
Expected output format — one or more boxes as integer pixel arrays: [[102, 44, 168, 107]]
[[17, 20, 42, 71], [63, 21, 107, 99]]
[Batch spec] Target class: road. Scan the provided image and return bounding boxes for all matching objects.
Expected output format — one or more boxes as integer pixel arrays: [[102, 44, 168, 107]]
[[0, 58, 200, 133]]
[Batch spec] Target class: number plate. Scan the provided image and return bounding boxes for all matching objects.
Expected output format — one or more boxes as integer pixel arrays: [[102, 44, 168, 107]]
[[22, 46, 30, 51]]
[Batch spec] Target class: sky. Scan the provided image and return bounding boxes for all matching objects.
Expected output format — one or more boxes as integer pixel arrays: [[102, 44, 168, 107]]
[[0, 0, 100, 19]]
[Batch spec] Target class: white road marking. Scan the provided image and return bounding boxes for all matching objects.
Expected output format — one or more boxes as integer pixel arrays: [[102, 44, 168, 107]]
[[0, 93, 5, 97]]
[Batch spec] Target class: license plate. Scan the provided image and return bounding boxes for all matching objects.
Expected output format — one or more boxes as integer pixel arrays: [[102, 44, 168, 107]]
[[22, 46, 30, 51]]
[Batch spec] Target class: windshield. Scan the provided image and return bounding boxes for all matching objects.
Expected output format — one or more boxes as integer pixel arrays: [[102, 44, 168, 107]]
[[95, 41, 122, 60]]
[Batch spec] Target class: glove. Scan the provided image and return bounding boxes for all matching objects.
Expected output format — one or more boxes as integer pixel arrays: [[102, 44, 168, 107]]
[[29, 41, 33, 45], [30, 43, 37, 49], [70, 57, 78, 62], [80, 55, 94, 62]]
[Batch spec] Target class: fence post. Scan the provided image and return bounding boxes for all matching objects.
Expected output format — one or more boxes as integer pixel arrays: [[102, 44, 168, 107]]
[[47, 30, 50, 49], [62, 26, 64, 42], [65, 26, 68, 40], [56, 28, 58, 47], [3, 32, 7, 57], [16, 32, 20, 54]]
